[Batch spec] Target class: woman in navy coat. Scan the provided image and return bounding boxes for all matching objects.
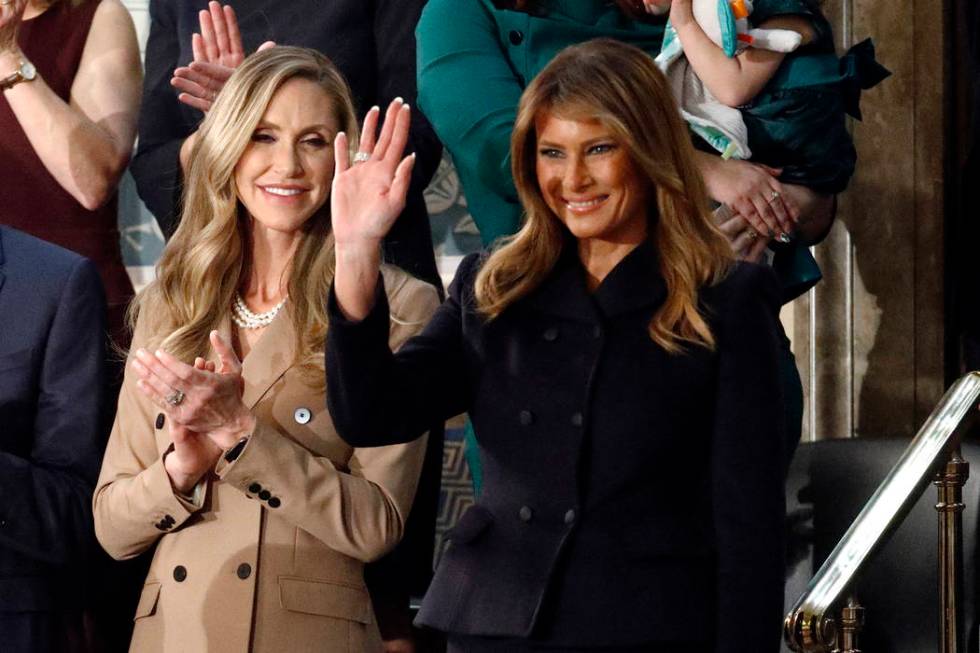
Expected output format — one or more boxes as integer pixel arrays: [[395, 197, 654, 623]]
[[326, 39, 786, 652]]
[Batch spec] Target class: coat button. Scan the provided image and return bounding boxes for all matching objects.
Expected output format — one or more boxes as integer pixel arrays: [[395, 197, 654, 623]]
[[564, 509, 576, 525], [571, 412, 584, 427], [268, 497, 281, 508], [519, 409, 534, 426], [259, 490, 271, 501], [173, 565, 187, 582], [236, 563, 252, 580], [155, 413, 165, 429], [519, 505, 533, 522], [509, 29, 523, 45], [294, 407, 312, 425], [163, 514, 175, 526], [248, 482, 262, 494], [542, 327, 558, 342]]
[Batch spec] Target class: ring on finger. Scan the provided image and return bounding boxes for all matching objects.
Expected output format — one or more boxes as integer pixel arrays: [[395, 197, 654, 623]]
[[769, 190, 780, 202], [165, 389, 185, 406], [353, 152, 371, 164], [745, 229, 757, 241]]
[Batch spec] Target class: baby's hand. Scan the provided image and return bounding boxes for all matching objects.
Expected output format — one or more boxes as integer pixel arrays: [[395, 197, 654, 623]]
[[643, 0, 672, 16]]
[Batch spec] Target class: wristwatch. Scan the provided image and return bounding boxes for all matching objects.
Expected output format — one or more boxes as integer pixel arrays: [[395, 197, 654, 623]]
[[0, 59, 36, 91]]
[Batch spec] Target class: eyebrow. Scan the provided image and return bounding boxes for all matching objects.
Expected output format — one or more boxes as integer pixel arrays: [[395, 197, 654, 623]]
[[537, 136, 615, 149], [255, 121, 335, 132]]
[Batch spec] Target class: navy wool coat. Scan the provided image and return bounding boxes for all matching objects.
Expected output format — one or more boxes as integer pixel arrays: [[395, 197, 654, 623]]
[[326, 240, 786, 652]]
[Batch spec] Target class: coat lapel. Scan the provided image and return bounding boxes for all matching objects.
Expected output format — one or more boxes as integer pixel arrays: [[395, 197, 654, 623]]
[[229, 305, 297, 409]]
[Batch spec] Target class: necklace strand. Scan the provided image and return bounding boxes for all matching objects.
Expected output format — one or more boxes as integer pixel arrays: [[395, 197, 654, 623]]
[[232, 293, 287, 329]]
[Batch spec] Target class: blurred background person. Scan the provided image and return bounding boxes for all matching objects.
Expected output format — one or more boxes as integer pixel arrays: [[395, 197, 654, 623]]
[[0, 226, 108, 653], [94, 47, 438, 653], [0, 1, 142, 649], [0, 0, 141, 350]]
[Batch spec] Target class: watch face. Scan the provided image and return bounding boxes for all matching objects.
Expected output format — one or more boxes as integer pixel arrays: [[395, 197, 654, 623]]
[[20, 61, 36, 81]]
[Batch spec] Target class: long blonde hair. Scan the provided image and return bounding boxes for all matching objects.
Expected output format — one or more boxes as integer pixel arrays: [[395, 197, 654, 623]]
[[475, 38, 734, 353], [130, 47, 359, 369]]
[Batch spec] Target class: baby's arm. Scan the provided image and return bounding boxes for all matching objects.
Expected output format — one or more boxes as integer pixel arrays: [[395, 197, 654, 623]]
[[669, 0, 814, 107]]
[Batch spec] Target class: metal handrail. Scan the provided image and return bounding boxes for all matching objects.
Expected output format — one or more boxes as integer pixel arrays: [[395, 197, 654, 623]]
[[784, 371, 980, 652]]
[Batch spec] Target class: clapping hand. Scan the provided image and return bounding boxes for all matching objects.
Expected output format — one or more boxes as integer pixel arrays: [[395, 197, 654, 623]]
[[171, 1, 274, 112], [158, 357, 221, 494], [132, 331, 255, 457]]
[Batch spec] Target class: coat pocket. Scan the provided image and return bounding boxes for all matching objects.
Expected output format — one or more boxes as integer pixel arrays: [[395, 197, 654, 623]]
[[133, 582, 161, 621], [278, 576, 373, 624], [447, 504, 494, 545]]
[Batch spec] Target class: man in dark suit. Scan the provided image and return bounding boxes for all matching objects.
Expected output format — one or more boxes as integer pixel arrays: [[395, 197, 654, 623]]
[[0, 226, 108, 652]]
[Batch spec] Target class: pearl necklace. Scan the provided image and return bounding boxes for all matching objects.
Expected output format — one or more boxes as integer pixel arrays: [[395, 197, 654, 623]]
[[232, 293, 287, 329]]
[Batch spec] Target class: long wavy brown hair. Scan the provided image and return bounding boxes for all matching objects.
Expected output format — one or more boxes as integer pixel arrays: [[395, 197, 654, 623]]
[[475, 38, 734, 353], [129, 47, 359, 373]]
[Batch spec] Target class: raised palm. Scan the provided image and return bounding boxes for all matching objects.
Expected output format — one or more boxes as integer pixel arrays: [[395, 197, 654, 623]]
[[331, 99, 416, 248]]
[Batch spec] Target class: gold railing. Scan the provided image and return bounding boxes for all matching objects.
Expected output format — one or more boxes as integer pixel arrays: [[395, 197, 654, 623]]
[[784, 372, 980, 653]]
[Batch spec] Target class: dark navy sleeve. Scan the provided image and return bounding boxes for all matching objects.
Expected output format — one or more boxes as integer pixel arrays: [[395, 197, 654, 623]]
[[130, 0, 193, 238], [0, 258, 106, 565], [326, 254, 481, 447]]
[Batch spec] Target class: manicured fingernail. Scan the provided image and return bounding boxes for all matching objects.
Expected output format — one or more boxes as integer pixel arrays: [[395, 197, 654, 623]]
[[394, 96, 403, 104], [370, 105, 379, 113]]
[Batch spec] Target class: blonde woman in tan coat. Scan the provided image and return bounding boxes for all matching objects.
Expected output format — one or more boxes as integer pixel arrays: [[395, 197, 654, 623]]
[[93, 47, 437, 652]]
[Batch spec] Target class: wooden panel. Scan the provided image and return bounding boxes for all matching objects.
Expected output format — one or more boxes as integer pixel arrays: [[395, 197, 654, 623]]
[[790, 0, 947, 440]]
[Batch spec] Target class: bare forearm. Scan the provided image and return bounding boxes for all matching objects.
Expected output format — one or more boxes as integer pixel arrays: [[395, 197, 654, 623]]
[[1, 53, 130, 210], [674, 21, 760, 107], [334, 242, 383, 322]]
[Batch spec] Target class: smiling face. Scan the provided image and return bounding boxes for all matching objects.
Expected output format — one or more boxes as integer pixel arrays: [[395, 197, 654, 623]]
[[534, 111, 650, 250], [234, 77, 339, 238]]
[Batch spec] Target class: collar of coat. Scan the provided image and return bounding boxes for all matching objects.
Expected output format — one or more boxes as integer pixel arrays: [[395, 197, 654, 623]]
[[522, 238, 666, 322]]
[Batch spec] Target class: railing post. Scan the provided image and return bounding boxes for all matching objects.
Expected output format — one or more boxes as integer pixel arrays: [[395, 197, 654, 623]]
[[837, 595, 864, 653], [935, 448, 969, 653]]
